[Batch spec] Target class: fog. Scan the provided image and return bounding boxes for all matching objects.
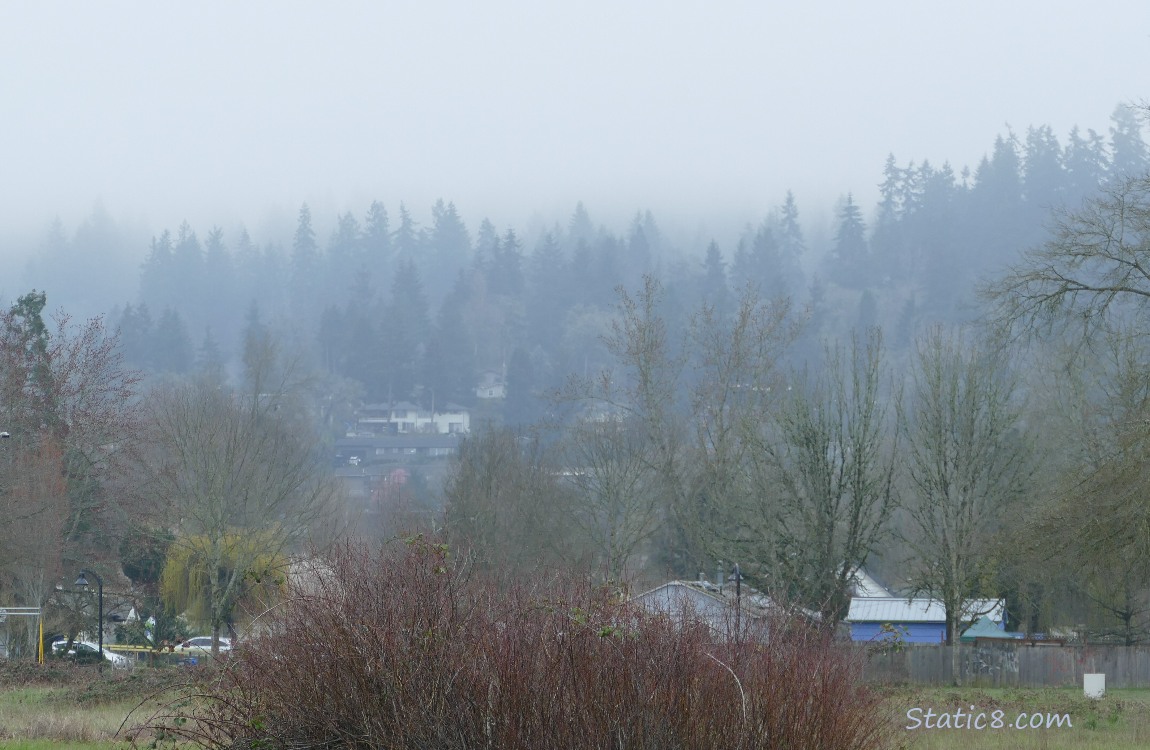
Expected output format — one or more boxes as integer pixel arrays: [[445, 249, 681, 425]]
[[4, 1, 1150, 643], [2, 0, 1147, 254]]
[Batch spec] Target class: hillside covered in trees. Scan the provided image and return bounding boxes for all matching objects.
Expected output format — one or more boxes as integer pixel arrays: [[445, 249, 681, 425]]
[[2, 103, 1150, 650], [14, 106, 1146, 420]]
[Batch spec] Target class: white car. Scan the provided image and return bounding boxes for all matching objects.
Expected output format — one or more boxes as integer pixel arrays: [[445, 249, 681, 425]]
[[175, 636, 232, 654], [51, 639, 131, 668]]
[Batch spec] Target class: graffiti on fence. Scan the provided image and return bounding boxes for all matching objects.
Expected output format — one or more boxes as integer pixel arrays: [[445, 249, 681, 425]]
[[964, 644, 1018, 679]]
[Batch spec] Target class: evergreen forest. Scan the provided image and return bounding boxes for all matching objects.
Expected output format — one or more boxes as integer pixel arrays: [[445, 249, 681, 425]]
[[4, 103, 1150, 649]]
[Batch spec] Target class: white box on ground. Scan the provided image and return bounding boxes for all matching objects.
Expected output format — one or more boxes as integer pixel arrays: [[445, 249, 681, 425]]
[[1084, 673, 1105, 699]]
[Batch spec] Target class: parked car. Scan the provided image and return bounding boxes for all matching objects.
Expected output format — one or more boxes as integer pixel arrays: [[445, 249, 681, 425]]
[[175, 636, 232, 654], [50, 639, 131, 668]]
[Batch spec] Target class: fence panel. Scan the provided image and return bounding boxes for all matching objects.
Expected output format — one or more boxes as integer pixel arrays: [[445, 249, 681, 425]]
[[860, 643, 1150, 687]]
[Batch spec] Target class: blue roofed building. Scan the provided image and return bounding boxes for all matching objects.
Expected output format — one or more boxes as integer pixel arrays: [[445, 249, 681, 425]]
[[846, 597, 1006, 644]]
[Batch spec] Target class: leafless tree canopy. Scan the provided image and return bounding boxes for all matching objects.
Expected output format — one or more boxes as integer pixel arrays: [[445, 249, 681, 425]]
[[141, 340, 340, 645], [984, 174, 1150, 343], [901, 326, 1031, 654]]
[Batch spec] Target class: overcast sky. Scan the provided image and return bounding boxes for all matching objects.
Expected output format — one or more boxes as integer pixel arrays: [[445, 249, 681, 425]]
[[2, 1, 1148, 245]]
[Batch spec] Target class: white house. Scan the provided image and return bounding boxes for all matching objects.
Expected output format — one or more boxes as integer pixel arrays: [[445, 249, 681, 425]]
[[352, 402, 470, 435], [475, 370, 506, 400], [629, 579, 818, 642]]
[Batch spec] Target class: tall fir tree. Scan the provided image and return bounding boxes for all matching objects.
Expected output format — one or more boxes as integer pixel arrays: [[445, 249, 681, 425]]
[[872, 156, 909, 278], [1064, 126, 1108, 207], [377, 258, 431, 403], [777, 191, 806, 276], [325, 212, 363, 303], [503, 345, 537, 427], [202, 227, 236, 345], [363, 200, 392, 297], [488, 228, 525, 298], [568, 201, 595, 248], [140, 230, 175, 316], [1109, 103, 1149, 180], [428, 199, 471, 301], [422, 274, 477, 409], [196, 327, 227, 385], [153, 308, 194, 374], [117, 303, 154, 371], [526, 231, 569, 349], [969, 134, 1025, 271], [829, 193, 868, 288], [171, 223, 205, 332], [290, 204, 322, 326], [472, 218, 499, 277], [1022, 125, 1067, 220], [700, 240, 730, 319], [392, 202, 420, 264]]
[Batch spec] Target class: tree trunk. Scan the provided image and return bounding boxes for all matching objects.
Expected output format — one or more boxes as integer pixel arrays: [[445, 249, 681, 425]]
[[949, 610, 963, 686]]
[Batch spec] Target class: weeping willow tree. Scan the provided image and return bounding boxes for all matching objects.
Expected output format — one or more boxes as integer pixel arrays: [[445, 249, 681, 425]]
[[160, 529, 287, 648]]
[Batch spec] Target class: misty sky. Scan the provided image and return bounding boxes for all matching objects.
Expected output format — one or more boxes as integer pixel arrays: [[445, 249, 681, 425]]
[[2, 1, 1149, 243]]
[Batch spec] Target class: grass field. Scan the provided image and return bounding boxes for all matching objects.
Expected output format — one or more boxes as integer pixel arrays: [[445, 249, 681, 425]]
[[0, 685, 134, 748], [1, 665, 1148, 749], [0, 663, 184, 750]]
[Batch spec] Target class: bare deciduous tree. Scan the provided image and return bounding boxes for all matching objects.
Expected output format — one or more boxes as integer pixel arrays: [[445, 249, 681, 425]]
[[983, 166, 1150, 639], [587, 277, 799, 578], [0, 437, 68, 612], [560, 416, 661, 582], [746, 328, 900, 626], [902, 327, 1030, 667], [146, 336, 339, 651], [983, 173, 1150, 344], [0, 291, 141, 630], [444, 427, 576, 576]]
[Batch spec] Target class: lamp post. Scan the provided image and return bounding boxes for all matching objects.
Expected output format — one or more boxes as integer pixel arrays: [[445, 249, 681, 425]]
[[74, 569, 103, 669]]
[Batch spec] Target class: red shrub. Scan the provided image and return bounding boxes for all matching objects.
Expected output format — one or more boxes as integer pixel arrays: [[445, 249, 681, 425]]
[[133, 536, 893, 750]]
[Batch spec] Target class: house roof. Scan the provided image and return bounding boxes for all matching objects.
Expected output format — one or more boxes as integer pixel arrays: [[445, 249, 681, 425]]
[[631, 580, 771, 619], [631, 580, 821, 622], [847, 597, 1005, 624], [959, 615, 1020, 642], [851, 568, 892, 597]]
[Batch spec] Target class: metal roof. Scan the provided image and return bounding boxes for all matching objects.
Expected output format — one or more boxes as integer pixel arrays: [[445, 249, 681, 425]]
[[847, 597, 1004, 624]]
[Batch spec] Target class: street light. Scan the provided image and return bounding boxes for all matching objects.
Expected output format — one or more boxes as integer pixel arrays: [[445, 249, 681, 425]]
[[74, 569, 103, 669]]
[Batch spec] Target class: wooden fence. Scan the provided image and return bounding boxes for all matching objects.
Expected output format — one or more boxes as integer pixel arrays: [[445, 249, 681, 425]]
[[860, 642, 1150, 688]]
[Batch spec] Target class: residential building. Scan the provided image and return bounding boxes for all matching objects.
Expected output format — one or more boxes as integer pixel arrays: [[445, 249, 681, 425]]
[[846, 597, 1007, 643], [475, 370, 506, 400], [351, 402, 470, 436]]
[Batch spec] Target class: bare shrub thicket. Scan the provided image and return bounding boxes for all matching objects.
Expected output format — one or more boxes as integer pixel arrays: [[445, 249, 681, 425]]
[[133, 537, 893, 750]]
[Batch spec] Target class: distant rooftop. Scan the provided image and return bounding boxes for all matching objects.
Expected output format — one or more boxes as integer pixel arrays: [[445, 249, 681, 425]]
[[847, 597, 1004, 624]]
